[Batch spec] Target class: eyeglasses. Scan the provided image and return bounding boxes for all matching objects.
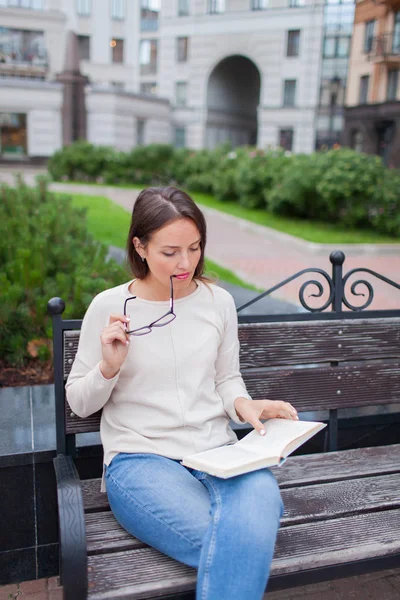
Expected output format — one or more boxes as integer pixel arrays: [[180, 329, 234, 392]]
[[123, 275, 176, 336]]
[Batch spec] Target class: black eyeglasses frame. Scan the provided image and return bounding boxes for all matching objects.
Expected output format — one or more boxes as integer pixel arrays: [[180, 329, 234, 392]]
[[123, 276, 176, 336]]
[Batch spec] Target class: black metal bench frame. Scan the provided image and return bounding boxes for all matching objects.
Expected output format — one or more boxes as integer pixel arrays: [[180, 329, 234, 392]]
[[48, 250, 400, 600]]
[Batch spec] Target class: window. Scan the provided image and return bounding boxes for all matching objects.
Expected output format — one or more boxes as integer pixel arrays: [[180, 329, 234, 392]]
[[177, 37, 189, 62], [111, 81, 125, 89], [289, 0, 305, 7], [364, 20, 375, 53], [137, 119, 145, 145], [251, 0, 268, 9], [140, 81, 157, 95], [77, 35, 90, 61], [76, 0, 91, 16], [393, 12, 400, 54], [174, 127, 186, 148], [176, 81, 188, 106], [208, 0, 225, 14], [0, 28, 46, 64], [351, 130, 363, 153], [110, 38, 124, 63], [287, 30, 300, 57], [0, 113, 27, 157], [178, 0, 190, 15], [279, 128, 293, 151], [387, 69, 399, 101], [2, 0, 44, 8], [111, 0, 125, 19], [323, 36, 351, 58], [359, 75, 369, 104], [141, 0, 160, 32], [139, 39, 158, 74], [283, 80, 296, 107]]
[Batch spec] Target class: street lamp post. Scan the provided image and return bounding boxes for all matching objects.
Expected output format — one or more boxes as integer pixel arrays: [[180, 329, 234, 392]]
[[328, 76, 341, 148]]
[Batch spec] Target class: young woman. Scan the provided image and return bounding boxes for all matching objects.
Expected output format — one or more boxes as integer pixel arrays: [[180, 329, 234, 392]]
[[66, 186, 298, 600]]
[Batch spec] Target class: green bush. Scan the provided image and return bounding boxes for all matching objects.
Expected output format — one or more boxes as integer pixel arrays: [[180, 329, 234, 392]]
[[48, 140, 114, 182], [0, 178, 127, 366]]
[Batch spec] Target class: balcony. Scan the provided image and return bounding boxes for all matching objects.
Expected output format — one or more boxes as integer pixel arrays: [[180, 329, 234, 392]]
[[367, 32, 400, 65]]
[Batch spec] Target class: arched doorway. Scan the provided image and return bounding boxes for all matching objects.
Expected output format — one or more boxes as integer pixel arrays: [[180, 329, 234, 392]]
[[206, 55, 261, 149]]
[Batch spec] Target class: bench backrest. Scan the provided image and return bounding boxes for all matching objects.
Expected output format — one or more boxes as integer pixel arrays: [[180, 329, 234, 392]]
[[56, 314, 400, 455]]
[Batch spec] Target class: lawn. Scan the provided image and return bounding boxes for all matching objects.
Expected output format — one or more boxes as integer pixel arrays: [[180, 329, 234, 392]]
[[63, 193, 260, 291], [59, 181, 399, 245]]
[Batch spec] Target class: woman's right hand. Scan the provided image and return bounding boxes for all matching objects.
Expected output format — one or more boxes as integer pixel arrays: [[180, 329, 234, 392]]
[[99, 314, 131, 379]]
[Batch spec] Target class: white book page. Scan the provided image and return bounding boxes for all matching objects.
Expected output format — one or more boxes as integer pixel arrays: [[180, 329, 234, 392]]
[[237, 419, 324, 458], [183, 443, 263, 471]]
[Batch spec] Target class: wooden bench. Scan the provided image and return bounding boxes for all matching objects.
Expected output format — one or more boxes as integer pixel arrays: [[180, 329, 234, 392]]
[[48, 265, 400, 599]]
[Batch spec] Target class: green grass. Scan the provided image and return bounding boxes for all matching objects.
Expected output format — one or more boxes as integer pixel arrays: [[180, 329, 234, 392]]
[[56, 181, 399, 244], [59, 193, 259, 290]]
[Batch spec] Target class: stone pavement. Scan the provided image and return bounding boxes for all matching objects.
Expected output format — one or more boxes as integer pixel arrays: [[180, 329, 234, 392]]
[[2, 168, 397, 311], [1, 568, 400, 599]]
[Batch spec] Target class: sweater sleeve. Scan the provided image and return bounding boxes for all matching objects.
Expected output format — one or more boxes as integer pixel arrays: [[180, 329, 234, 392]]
[[215, 293, 252, 424], [65, 296, 120, 418]]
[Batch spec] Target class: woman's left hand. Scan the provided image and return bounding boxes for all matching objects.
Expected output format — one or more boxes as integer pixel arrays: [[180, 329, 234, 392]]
[[234, 398, 299, 435]]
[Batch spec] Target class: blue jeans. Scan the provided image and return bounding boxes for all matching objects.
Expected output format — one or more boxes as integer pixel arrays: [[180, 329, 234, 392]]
[[105, 453, 284, 600]]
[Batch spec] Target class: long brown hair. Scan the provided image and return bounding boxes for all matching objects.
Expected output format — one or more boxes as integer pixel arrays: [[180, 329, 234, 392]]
[[126, 186, 209, 280]]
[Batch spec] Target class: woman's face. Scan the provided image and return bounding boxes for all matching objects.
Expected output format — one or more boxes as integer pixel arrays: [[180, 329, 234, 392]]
[[136, 218, 202, 291]]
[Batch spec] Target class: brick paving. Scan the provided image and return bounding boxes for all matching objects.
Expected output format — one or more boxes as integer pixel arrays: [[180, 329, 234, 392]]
[[1, 168, 399, 597]]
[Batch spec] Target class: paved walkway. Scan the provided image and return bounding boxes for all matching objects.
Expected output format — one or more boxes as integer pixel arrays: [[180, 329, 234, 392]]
[[2, 167, 398, 311], [1, 167, 400, 596]]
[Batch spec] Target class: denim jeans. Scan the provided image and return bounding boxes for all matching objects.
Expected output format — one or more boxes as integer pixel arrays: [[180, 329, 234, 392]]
[[105, 452, 284, 600]]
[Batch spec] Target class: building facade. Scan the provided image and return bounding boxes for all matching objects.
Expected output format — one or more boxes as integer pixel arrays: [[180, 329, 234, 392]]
[[0, 0, 326, 159], [343, 0, 400, 167]]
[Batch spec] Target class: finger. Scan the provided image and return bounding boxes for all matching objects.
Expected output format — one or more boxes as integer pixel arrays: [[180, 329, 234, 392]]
[[248, 418, 266, 436], [109, 314, 131, 326], [102, 330, 129, 346]]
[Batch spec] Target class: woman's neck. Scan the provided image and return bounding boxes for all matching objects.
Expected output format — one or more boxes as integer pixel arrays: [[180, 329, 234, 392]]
[[130, 276, 197, 301]]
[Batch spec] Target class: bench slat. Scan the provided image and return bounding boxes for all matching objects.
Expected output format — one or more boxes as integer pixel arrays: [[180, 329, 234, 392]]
[[87, 509, 400, 599], [243, 363, 400, 411], [81, 445, 400, 512], [239, 318, 400, 368], [65, 359, 400, 433], [84, 473, 400, 554]]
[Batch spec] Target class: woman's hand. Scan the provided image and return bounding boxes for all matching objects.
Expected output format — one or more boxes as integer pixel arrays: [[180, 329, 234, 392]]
[[234, 397, 298, 435], [100, 314, 131, 379]]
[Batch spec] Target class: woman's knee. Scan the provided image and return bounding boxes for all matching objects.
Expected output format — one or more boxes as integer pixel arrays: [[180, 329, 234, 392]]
[[238, 469, 284, 522]]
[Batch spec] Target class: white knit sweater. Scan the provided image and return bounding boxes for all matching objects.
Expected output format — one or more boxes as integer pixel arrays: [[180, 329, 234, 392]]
[[66, 280, 252, 491]]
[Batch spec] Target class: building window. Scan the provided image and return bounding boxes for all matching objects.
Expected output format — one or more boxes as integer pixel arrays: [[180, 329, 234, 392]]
[[139, 39, 158, 74], [176, 37, 188, 62], [111, 0, 125, 19], [393, 12, 400, 54], [387, 69, 399, 101], [77, 35, 90, 61], [279, 128, 293, 151], [174, 127, 186, 148], [136, 119, 145, 145], [208, 0, 225, 14], [289, 0, 305, 7], [76, 0, 91, 16], [178, 0, 190, 15], [2, 0, 44, 8], [364, 20, 375, 53], [351, 130, 363, 152], [283, 80, 296, 107], [0, 27, 47, 66], [359, 75, 369, 104], [287, 30, 300, 57], [176, 81, 188, 106], [140, 81, 157, 95], [110, 38, 124, 63], [0, 112, 27, 157], [140, 0, 160, 32], [323, 36, 351, 58], [251, 0, 268, 9]]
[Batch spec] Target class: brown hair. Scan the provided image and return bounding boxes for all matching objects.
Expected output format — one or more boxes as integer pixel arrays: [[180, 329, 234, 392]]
[[126, 186, 209, 280]]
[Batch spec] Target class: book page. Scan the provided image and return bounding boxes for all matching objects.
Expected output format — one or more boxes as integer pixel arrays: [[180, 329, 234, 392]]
[[182, 442, 273, 471], [237, 419, 324, 458]]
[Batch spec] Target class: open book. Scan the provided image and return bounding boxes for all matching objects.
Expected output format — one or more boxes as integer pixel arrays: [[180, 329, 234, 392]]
[[181, 419, 326, 478]]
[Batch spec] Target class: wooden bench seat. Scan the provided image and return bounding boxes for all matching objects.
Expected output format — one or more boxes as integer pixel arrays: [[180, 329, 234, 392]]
[[48, 296, 400, 600]]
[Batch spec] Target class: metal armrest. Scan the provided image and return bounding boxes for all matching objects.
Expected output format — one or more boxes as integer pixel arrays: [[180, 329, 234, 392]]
[[53, 454, 88, 600]]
